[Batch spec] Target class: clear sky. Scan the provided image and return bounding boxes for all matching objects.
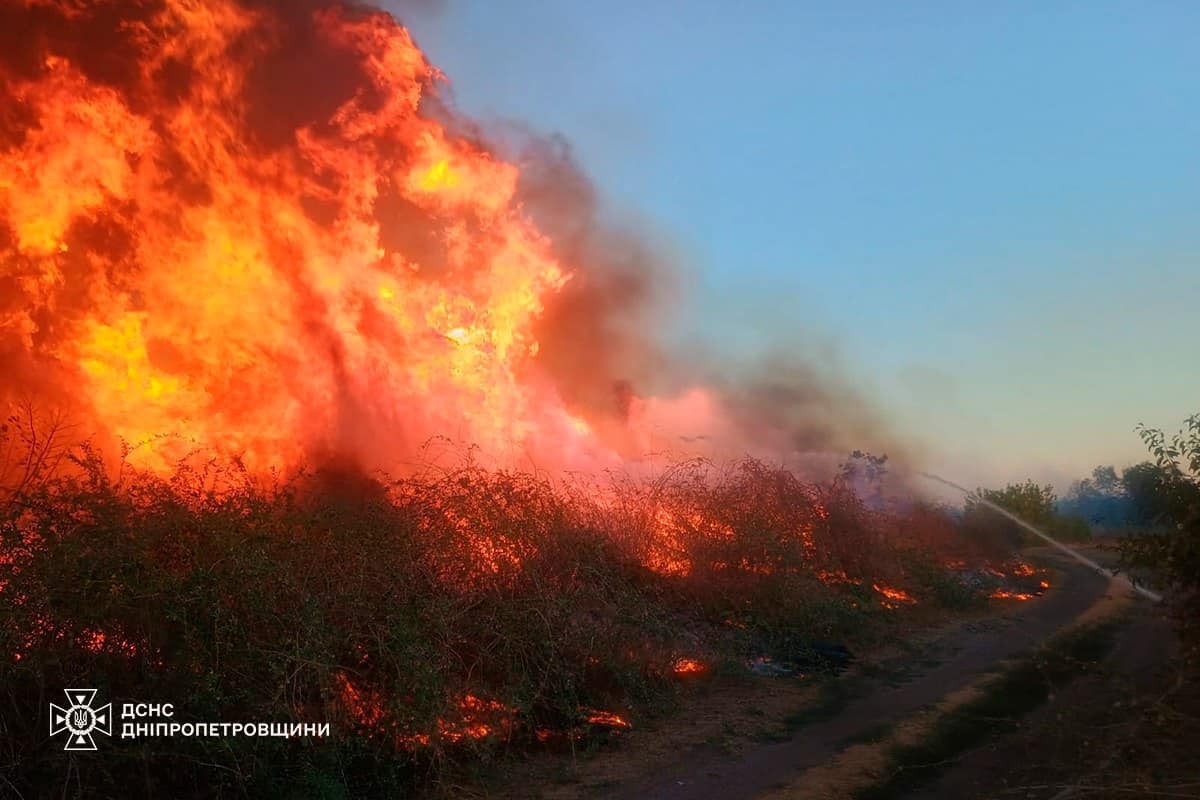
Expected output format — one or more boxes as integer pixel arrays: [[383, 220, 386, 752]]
[[401, 1, 1199, 491]]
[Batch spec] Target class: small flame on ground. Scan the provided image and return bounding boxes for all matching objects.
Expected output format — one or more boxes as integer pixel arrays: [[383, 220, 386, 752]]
[[872, 583, 917, 609], [584, 710, 631, 730], [989, 589, 1037, 601], [336, 673, 631, 747], [817, 568, 855, 585], [672, 658, 707, 676]]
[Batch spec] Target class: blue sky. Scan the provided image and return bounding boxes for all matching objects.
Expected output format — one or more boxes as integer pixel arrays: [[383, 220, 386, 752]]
[[402, 1, 1199, 490]]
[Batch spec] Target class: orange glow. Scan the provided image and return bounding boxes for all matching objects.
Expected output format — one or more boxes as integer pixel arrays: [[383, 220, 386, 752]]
[[672, 658, 707, 676], [336, 675, 517, 748], [989, 589, 1036, 601], [648, 509, 685, 575], [872, 583, 917, 608], [432, 694, 513, 744], [81, 629, 140, 658], [645, 507, 735, 577], [817, 568, 855, 585], [584, 710, 631, 730], [872, 584, 909, 601], [334, 673, 386, 730]]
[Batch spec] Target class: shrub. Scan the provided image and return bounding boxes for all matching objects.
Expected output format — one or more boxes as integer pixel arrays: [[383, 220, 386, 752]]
[[0, 419, 1002, 798], [1119, 414, 1200, 663]]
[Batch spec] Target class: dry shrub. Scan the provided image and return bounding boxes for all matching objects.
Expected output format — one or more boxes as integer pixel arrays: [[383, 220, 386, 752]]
[[0, 423, 995, 799]]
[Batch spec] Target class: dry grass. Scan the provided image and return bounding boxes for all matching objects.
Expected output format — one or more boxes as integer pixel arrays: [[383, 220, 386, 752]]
[[0, 415, 1008, 799]]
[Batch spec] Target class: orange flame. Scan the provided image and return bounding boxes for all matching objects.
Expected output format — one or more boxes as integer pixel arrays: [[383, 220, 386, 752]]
[[672, 657, 707, 676], [584, 709, 631, 730], [0, 0, 736, 475], [989, 589, 1036, 601], [872, 583, 917, 608], [335, 674, 517, 748]]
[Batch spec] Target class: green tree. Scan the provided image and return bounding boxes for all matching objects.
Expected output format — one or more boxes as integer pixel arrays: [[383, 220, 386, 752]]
[[978, 479, 1058, 523], [1091, 465, 1121, 494], [1061, 465, 1131, 527], [1120, 414, 1200, 661], [1122, 461, 1181, 526], [963, 479, 1056, 549], [966, 479, 1090, 547]]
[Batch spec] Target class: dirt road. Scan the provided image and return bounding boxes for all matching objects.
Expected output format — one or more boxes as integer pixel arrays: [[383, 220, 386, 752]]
[[605, 552, 1116, 800]]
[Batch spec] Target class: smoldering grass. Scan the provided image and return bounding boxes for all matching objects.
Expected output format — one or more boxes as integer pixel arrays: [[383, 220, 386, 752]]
[[0, 433, 999, 799]]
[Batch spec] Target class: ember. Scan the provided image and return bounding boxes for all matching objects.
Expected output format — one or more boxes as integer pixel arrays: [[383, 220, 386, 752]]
[[672, 658, 708, 676], [989, 589, 1037, 601], [872, 583, 917, 608], [337, 674, 517, 748], [584, 710, 631, 730]]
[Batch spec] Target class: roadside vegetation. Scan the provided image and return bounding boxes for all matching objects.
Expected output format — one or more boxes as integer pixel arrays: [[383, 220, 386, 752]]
[[1053, 413, 1199, 654], [853, 413, 1200, 800], [963, 478, 1092, 547], [1119, 415, 1200, 660], [0, 409, 1012, 800], [975, 413, 1198, 660]]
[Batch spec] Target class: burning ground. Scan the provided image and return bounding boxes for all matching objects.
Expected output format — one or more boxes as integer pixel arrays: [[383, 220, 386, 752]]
[[0, 419, 1049, 798], [0, 1, 1046, 797]]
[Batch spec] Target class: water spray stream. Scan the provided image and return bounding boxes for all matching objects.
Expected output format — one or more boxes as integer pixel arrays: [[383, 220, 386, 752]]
[[918, 472, 1163, 603]]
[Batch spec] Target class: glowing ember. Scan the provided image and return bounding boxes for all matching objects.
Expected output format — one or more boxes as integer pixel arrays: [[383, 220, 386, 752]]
[[433, 694, 513, 743], [82, 629, 140, 658], [584, 710, 631, 730], [645, 523, 692, 577], [336, 675, 516, 748], [334, 673, 386, 730], [672, 658, 707, 676], [989, 589, 1037, 601], [817, 568, 856, 585], [872, 583, 917, 608]]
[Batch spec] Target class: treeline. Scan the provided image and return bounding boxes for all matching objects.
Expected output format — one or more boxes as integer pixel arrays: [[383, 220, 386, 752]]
[[1057, 461, 1194, 530], [983, 415, 1198, 649], [976, 419, 1200, 540], [963, 479, 1092, 547]]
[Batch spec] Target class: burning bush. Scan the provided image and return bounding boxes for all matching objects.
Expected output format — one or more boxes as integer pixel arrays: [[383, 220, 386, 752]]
[[0, 417, 1009, 798]]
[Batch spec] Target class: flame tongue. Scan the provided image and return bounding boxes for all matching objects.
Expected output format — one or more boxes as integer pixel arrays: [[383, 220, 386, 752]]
[[0, 0, 596, 472]]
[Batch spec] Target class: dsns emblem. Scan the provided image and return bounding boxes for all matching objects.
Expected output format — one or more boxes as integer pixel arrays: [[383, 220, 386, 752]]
[[50, 689, 113, 751]]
